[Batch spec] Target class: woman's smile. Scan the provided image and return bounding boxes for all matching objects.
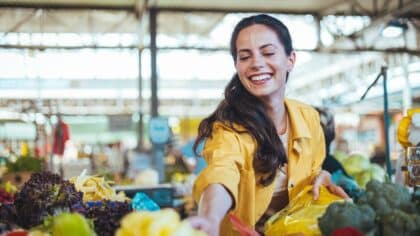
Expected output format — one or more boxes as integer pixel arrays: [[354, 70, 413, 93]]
[[235, 24, 295, 100]]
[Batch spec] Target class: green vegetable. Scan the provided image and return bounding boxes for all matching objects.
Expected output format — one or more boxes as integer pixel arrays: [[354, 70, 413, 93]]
[[357, 180, 411, 216], [322, 180, 420, 236], [354, 164, 386, 189], [333, 151, 348, 163], [6, 157, 43, 173], [85, 201, 131, 236], [381, 209, 420, 236], [318, 202, 376, 236], [52, 213, 95, 236], [13, 172, 84, 228], [342, 153, 370, 176]]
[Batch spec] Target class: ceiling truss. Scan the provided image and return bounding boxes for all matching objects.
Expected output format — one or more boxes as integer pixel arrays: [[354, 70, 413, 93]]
[[0, 0, 419, 117]]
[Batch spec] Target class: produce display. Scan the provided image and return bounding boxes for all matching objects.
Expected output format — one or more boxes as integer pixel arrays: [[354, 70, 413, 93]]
[[5, 157, 43, 173], [318, 202, 376, 235], [0, 171, 204, 236], [353, 164, 386, 189], [48, 213, 95, 236], [86, 201, 131, 236], [0, 202, 16, 232], [2, 164, 416, 236], [318, 180, 420, 236], [69, 171, 129, 202], [13, 172, 84, 228], [0, 188, 14, 205], [341, 153, 386, 188], [116, 209, 205, 236], [342, 153, 371, 176]]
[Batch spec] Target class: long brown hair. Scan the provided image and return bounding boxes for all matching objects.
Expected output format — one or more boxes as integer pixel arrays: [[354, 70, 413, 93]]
[[194, 14, 293, 186]]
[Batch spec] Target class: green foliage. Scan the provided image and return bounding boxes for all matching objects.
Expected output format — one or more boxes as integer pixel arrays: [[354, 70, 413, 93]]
[[85, 201, 131, 236], [13, 172, 84, 228], [6, 156, 43, 173]]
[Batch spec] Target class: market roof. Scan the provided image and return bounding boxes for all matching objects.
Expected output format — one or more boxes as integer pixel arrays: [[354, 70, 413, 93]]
[[0, 0, 419, 117], [1, 0, 419, 34], [0, 0, 390, 13]]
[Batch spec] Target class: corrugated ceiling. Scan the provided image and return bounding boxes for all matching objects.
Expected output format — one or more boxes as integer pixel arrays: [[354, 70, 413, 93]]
[[2, 0, 418, 15]]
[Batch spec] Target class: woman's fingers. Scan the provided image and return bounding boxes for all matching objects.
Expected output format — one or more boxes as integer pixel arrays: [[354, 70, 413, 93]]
[[312, 175, 322, 200], [328, 185, 349, 199], [312, 170, 350, 200], [312, 170, 330, 200]]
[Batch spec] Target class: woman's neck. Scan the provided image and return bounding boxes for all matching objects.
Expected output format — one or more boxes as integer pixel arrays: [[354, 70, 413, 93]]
[[263, 97, 287, 135]]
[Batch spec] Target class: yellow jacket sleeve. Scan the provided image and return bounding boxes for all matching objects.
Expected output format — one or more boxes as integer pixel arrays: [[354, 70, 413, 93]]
[[192, 122, 245, 208]]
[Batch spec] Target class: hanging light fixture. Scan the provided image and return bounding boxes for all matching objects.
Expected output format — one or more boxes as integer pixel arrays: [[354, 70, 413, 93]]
[[382, 18, 408, 38]]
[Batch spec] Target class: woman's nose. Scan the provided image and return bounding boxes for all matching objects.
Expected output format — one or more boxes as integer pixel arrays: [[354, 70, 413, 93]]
[[250, 55, 264, 70]]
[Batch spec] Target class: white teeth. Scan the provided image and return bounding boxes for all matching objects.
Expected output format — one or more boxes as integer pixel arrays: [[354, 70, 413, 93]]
[[250, 75, 270, 81]]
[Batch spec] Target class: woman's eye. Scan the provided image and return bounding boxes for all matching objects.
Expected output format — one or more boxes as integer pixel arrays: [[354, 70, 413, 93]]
[[239, 56, 250, 61], [263, 52, 275, 56]]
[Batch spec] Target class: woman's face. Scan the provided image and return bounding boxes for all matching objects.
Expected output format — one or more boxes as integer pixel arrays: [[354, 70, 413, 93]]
[[235, 24, 295, 100]]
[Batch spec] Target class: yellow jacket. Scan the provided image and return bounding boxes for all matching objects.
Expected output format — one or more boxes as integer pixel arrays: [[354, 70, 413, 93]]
[[192, 98, 326, 236]]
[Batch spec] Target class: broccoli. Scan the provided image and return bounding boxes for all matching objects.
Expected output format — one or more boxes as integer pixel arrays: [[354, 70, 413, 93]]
[[380, 209, 420, 236], [356, 180, 412, 216], [318, 202, 376, 236]]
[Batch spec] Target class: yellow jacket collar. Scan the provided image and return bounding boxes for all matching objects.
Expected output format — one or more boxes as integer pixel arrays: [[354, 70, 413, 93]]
[[285, 98, 312, 140], [225, 98, 312, 141]]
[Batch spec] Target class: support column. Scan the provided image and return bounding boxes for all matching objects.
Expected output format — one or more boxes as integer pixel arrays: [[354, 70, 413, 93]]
[[137, 48, 144, 149], [149, 8, 165, 182], [150, 8, 158, 117], [315, 14, 322, 49], [402, 53, 412, 115]]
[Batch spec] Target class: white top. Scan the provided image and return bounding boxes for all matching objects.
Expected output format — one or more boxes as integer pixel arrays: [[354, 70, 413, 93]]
[[273, 115, 289, 195]]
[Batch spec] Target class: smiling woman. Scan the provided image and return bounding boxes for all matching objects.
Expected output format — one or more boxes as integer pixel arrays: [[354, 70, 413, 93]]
[[188, 14, 348, 236], [234, 23, 295, 101]]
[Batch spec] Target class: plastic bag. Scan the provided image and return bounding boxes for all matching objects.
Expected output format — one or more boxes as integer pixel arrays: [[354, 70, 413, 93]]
[[264, 185, 344, 236]]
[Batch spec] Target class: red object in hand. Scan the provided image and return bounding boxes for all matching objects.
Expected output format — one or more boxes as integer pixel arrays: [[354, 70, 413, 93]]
[[52, 120, 70, 156], [331, 227, 364, 236], [229, 213, 260, 236]]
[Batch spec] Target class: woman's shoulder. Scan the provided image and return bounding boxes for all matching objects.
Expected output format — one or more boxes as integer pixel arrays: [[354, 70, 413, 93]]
[[212, 121, 247, 133], [285, 98, 318, 115], [210, 121, 254, 145]]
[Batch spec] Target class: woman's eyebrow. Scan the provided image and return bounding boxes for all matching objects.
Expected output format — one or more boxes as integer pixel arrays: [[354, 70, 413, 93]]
[[238, 44, 276, 53], [260, 44, 276, 50], [238, 48, 251, 53]]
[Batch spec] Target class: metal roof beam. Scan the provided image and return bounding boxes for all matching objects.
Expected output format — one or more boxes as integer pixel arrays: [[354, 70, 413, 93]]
[[1, 44, 418, 55], [0, 2, 136, 11]]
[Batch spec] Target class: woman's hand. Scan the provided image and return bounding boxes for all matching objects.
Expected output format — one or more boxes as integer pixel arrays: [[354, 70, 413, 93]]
[[312, 170, 349, 200], [188, 183, 233, 236], [188, 215, 220, 236]]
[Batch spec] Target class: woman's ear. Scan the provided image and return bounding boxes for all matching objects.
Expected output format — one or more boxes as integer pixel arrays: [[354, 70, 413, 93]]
[[287, 51, 296, 72]]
